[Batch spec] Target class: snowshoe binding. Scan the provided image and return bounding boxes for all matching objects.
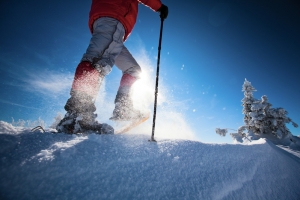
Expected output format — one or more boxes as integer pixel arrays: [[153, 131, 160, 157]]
[[56, 112, 114, 134]]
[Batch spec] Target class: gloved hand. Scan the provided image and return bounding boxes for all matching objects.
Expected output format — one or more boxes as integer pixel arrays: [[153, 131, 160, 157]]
[[157, 4, 168, 20]]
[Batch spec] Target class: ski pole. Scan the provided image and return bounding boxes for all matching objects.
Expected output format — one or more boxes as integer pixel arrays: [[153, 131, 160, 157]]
[[150, 18, 164, 142]]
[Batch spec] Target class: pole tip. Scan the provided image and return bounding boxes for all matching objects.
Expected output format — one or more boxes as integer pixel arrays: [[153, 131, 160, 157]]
[[148, 136, 157, 142]]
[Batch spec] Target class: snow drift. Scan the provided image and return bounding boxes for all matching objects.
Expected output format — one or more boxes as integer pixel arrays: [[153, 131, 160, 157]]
[[0, 121, 300, 200]]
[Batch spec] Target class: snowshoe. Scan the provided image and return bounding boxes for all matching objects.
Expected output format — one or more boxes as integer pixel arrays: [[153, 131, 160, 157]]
[[114, 112, 150, 134], [56, 112, 114, 134]]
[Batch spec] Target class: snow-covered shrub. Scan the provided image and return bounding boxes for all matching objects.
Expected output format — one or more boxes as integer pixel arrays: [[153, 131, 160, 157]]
[[11, 117, 46, 128], [215, 128, 228, 136], [0, 121, 17, 134], [49, 113, 63, 129], [217, 79, 298, 144]]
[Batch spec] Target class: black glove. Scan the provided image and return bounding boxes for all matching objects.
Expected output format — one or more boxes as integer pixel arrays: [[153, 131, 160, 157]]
[[157, 4, 168, 20]]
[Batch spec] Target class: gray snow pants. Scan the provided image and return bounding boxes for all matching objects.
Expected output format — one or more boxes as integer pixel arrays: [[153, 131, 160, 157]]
[[81, 17, 141, 78]]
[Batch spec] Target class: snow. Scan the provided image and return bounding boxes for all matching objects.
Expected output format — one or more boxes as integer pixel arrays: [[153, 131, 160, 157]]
[[1, 121, 300, 199]]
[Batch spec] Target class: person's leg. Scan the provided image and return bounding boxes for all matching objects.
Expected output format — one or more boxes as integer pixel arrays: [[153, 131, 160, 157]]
[[110, 46, 144, 120], [74, 17, 126, 99], [57, 17, 125, 133], [115, 46, 141, 78]]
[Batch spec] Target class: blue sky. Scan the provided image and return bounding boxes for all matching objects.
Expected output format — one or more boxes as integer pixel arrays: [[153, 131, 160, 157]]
[[0, 0, 299, 143]]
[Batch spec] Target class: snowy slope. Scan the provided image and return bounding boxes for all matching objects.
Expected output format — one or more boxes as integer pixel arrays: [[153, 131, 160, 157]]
[[0, 121, 300, 200]]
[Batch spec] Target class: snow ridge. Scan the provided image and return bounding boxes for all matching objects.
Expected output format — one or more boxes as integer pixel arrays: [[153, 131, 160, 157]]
[[1, 126, 300, 199]]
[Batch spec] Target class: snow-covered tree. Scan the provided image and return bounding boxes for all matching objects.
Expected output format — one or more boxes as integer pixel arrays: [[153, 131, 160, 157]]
[[216, 79, 298, 144], [242, 79, 258, 127]]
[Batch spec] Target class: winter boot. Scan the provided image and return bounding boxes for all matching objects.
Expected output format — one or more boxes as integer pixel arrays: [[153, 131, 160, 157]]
[[57, 90, 113, 134], [110, 74, 144, 121], [57, 90, 95, 133], [56, 61, 114, 134]]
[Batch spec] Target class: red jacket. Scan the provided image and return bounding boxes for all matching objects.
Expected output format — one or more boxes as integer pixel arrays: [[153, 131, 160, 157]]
[[89, 0, 162, 41]]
